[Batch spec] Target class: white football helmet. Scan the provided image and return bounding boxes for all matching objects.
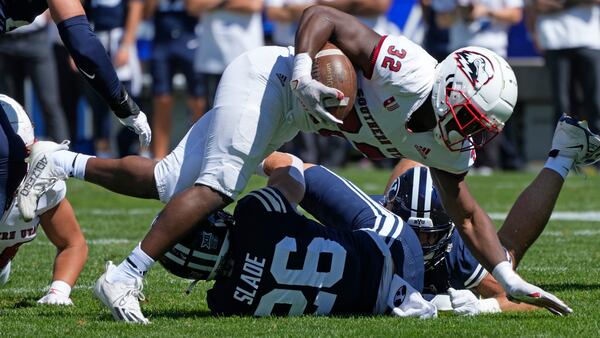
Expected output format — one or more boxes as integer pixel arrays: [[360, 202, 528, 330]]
[[0, 94, 34, 146], [431, 47, 518, 151]]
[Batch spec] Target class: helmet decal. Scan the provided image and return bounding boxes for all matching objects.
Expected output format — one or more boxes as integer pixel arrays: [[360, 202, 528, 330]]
[[384, 167, 455, 271], [455, 50, 494, 90]]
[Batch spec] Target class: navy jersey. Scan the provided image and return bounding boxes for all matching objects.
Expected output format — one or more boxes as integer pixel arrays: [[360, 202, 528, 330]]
[[423, 230, 488, 294], [300, 166, 424, 292], [154, 0, 196, 41], [207, 187, 385, 316], [87, 0, 135, 31], [0, 0, 48, 34]]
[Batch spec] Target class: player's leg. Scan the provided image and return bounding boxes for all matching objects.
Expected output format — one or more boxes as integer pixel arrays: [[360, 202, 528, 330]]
[[179, 38, 207, 124], [151, 94, 174, 159], [150, 44, 174, 159], [95, 47, 300, 323], [498, 114, 600, 267]]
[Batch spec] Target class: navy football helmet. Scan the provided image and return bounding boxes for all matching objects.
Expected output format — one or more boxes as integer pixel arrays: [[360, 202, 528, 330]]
[[384, 166, 455, 271], [158, 210, 233, 281]]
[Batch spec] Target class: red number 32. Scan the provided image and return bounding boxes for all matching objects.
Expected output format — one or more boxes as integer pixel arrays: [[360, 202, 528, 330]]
[[381, 45, 407, 72]]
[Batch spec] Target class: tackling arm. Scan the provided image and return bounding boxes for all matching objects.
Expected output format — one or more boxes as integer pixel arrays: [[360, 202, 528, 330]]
[[429, 168, 506, 270], [430, 168, 571, 316]]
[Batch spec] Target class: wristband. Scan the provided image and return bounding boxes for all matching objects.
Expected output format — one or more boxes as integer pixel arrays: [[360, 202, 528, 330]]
[[49, 280, 72, 297], [491, 260, 517, 291], [292, 53, 313, 86], [110, 87, 140, 118], [478, 298, 501, 313], [288, 155, 305, 189]]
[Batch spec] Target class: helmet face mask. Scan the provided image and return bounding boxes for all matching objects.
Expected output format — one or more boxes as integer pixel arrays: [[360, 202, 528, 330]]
[[384, 167, 455, 271], [436, 87, 502, 151], [431, 47, 517, 152]]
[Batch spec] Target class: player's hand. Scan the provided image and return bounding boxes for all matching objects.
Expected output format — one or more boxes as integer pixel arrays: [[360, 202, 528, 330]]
[[448, 288, 502, 315], [119, 111, 151, 148], [448, 288, 481, 315], [37, 291, 74, 306], [387, 274, 437, 319], [291, 53, 344, 126], [493, 261, 572, 316]]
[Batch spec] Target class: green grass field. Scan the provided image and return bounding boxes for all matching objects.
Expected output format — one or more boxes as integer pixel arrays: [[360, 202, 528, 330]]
[[1, 169, 600, 337]]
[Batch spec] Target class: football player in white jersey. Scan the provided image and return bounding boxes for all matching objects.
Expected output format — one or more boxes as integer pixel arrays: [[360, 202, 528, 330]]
[[0, 95, 87, 305], [21, 5, 570, 322]]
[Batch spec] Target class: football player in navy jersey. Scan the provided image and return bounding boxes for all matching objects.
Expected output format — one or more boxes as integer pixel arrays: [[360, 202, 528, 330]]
[[154, 151, 435, 319], [382, 115, 600, 315], [1, 0, 151, 220]]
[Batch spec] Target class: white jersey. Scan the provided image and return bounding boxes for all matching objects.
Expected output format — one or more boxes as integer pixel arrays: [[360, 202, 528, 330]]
[[536, 5, 600, 51], [196, 9, 265, 74], [0, 182, 66, 268], [295, 35, 473, 174], [433, 0, 524, 57]]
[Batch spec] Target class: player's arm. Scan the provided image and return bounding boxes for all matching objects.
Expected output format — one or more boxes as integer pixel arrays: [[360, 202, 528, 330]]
[[295, 5, 379, 72], [46, 0, 151, 146], [37, 199, 88, 305], [261, 152, 306, 205], [144, 0, 159, 19], [292, 5, 380, 124], [430, 168, 571, 316]]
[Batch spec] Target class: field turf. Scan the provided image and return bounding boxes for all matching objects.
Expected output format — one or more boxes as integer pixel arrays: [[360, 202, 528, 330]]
[[1, 168, 599, 337]]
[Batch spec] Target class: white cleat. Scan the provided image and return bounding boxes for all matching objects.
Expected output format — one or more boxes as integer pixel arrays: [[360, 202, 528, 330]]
[[94, 261, 149, 324], [17, 140, 70, 221], [549, 114, 600, 168]]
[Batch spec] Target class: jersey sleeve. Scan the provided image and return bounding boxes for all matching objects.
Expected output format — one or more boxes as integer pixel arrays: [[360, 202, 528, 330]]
[[365, 35, 437, 98], [445, 231, 489, 290], [35, 181, 67, 216], [301, 165, 401, 233]]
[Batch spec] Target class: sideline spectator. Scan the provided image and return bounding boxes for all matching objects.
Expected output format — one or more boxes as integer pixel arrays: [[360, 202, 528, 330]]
[[146, 0, 207, 159], [320, 0, 400, 35], [434, 0, 523, 173], [421, 0, 450, 62], [85, 0, 145, 157], [265, 0, 314, 47], [0, 14, 70, 142], [187, 0, 264, 110], [526, 1, 600, 132]]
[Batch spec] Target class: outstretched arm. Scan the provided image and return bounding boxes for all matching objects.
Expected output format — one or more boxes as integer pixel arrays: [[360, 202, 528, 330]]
[[37, 199, 88, 305], [47, 0, 151, 146], [430, 168, 571, 316], [260, 152, 306, 205]]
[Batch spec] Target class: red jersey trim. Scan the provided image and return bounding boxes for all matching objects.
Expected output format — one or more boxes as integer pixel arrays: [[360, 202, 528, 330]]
[[365, 35, 388, 80]]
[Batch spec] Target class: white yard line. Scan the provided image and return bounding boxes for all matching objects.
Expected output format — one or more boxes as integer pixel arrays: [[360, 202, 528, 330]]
[[489, 211, 600, 222]]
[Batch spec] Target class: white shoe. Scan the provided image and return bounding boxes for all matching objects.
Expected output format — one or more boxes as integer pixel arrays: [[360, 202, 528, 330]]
[[17, 140, 70, 221], [550, 114, 600, 168], [94, 261, 149, 324]]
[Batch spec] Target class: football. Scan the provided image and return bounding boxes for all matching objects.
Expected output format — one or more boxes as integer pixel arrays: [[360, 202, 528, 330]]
[[312, 42, 357, 121]]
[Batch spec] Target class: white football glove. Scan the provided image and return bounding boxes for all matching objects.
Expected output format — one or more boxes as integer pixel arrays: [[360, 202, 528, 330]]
[[387, 274, 437, 319], [448, 288, 501, 316], [37, 280, 73, 306], [119, 111, 151, 148], [291, 53, 344, 126], [492, 261, 572, 316]]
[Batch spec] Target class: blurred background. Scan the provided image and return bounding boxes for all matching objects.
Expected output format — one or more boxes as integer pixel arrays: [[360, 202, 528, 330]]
[[1, 0, 598, 175]]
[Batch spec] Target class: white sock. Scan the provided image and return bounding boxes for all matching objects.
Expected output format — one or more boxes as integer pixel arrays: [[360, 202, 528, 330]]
[[544, 155, 574, 179], [107, 243, 155, 283], [53, 150, 93, 179]]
